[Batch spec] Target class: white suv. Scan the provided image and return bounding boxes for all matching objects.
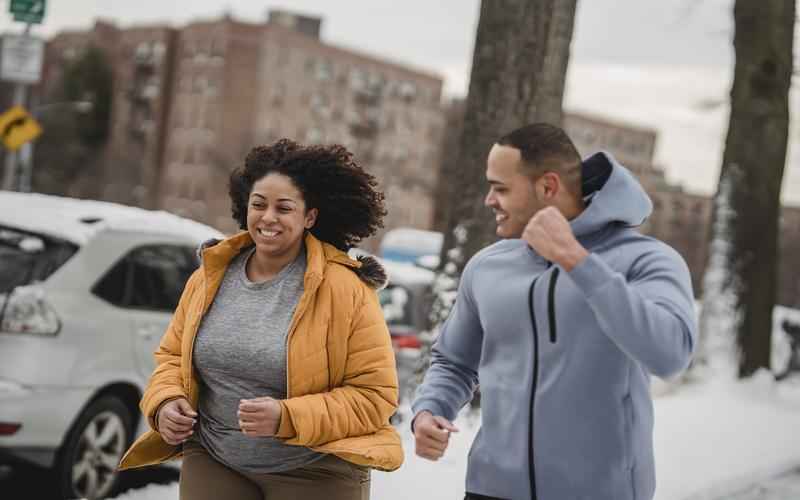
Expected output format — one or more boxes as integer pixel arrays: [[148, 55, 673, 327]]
[[0, 192, 223, 499]]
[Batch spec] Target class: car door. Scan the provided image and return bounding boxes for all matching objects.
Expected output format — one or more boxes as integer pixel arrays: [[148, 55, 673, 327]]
[[93, 244, 198, 379]]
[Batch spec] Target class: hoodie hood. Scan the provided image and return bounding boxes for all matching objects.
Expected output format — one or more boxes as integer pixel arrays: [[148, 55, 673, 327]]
[[570, 151, 653, 239]]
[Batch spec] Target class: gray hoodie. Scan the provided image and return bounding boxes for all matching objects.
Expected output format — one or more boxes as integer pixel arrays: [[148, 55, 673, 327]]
[[413, 152, 697, 500]]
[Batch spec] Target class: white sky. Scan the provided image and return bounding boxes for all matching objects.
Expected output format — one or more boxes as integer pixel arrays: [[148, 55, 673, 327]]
[[2, 0, 798, 204]]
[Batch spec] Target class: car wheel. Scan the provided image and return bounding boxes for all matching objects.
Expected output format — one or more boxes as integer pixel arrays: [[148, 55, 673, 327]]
[[55, 395, 132, 500]]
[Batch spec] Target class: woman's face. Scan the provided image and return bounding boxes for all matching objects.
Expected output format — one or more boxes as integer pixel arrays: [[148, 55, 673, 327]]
[[246, 173, 318, 259]]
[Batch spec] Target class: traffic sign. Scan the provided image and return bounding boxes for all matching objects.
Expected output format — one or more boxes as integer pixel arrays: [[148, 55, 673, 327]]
[[0, 34, 44, 84], [0, 106, 41, 150], [9, 0, 45, 24]]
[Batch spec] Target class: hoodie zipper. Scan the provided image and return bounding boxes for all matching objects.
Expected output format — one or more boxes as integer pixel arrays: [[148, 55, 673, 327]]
[[527, 276, 540, 500], [547, 268, 560, 343]]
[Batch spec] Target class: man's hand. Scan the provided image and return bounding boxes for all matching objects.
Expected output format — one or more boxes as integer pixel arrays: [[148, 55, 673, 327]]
[[157, 398, 197, 445], [413, 411, 459, 461], [238, 396, 282, 437], [522, 206, 589, 271]]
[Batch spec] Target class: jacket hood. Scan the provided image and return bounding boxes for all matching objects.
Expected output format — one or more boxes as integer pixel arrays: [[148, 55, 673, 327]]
[[198, 232, 387, 290], [570, 151, 653, 238]]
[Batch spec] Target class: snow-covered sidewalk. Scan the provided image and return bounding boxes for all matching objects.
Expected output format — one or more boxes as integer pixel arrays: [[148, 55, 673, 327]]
[[654, 373, 800, 499], [112, 373, 800, 500]]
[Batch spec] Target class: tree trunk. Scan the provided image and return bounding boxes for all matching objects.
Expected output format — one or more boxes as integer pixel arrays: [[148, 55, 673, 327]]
[[412, 1, 577, 393], [437, 0, 578, 277], [700, 0, 794, 378]]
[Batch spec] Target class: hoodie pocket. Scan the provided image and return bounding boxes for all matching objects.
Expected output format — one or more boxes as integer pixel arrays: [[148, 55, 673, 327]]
[[622, 394, 634, 471], [547, 268, 560, 343]]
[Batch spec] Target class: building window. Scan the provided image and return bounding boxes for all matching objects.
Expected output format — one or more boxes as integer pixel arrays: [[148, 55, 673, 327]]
[[349, 68, 367, 91], [153, 41, 166, 62], [316, 60, 333, 81], [398, 81, 417, 101]]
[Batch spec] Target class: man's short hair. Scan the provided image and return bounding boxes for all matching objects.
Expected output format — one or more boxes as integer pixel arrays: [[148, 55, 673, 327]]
[[497, 123, 582, 196]]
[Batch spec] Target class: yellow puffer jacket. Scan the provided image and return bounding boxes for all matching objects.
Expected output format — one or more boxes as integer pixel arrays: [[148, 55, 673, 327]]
[[119, 231, 403, 471]]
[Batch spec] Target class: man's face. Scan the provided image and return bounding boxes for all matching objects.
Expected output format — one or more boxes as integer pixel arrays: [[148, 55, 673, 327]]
[[484, 144, 544, 239]]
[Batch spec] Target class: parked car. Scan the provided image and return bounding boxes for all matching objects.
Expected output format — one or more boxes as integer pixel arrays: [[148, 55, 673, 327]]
[[0, 192, 223, 499], [379, 227, 443, 265], [378, 259, 436, 403]]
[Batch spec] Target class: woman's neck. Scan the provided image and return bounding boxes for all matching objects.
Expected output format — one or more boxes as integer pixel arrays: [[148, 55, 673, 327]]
[[246, 242, 302, 282]]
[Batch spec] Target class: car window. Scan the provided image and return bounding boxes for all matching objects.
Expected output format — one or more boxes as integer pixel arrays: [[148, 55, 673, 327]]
[[0, 226, 78, 293], [92, 244, 197, 312], [379, 284, 413, 326]]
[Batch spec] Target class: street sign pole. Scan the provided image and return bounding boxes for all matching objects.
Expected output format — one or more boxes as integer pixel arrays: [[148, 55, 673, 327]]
[[15, 19, 35, 192], [2, 0, 46, 191], [1, 24, 30, 191], [0, 79, 24, 190]]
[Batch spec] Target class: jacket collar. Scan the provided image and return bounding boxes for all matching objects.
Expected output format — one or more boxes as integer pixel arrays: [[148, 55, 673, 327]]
[[199, 231, 362, 289]]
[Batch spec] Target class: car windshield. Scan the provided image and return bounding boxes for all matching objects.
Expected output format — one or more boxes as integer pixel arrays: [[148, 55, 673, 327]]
[[0, 225, 78, 293]]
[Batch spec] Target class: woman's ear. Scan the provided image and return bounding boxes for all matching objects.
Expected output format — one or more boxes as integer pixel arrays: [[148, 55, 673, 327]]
[[305, 208, 319, 229]]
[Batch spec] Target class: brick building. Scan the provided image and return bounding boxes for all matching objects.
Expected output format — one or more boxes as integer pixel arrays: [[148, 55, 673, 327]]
[[35, 12, 445, 244], [158, 16, 264, 231], [104, 25, 177, 209], [251, 17, 444, 243]]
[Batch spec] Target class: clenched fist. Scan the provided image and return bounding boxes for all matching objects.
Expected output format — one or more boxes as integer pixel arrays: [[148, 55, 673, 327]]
[[157, 398, 197, 445], [522, 206, 588, 271], [413, 411, 459, 461], [238, 396, 282, 437]]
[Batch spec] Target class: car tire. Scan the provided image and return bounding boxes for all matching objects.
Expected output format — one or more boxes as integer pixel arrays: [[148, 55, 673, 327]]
[[54, 395, 133, 500]]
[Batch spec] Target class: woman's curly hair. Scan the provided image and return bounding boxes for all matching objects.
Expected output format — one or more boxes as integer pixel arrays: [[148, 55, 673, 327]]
[[229, 139, 387, 251]]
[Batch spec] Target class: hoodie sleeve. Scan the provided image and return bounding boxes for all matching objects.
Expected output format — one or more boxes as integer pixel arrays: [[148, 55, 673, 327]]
[[411, 258, 483, 422], [566, 244, 697, 378]]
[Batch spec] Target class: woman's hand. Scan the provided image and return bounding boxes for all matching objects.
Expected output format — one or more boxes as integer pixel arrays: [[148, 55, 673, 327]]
[[157, 398, 197, 445], [238, 396, 282, 437]]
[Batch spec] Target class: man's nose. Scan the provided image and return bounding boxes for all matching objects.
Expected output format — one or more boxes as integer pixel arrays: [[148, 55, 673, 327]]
[[484, 191, 495, 207]]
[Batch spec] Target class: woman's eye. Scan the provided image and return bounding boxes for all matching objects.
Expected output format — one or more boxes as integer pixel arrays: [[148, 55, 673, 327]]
[[251, 203, 265, 209], [278, 206, 292, 212]]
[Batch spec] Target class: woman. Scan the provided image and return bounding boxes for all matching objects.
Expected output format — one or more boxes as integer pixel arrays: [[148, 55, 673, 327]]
[[119, 139, 402, 499]]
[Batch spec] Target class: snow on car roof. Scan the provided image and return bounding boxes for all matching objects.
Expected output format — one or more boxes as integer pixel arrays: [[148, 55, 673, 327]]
[[380, 227, 443, 254], [0, 191, 225, 245], [381, 258, 437, 287]]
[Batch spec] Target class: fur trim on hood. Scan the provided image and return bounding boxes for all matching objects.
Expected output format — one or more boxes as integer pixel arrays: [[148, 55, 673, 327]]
[[353, 255, 388, 290]]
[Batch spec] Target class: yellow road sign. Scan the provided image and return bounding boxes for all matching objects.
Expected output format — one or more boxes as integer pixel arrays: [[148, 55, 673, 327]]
[[0, 105, 41, 150]]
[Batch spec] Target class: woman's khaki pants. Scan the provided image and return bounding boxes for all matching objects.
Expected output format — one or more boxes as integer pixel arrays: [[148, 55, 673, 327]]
[[179, 441, 370, 500]]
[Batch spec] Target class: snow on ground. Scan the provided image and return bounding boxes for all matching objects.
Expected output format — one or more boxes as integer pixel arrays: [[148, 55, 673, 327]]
[[653, 372, 800, 500], [111, 372, 800, 500], [109, 307, 800, 500]]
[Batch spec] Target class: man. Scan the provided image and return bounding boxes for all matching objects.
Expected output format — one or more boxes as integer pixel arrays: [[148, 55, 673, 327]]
[[412, 123, 697, 500]]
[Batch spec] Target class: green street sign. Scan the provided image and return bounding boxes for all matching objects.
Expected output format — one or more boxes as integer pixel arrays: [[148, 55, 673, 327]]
[[9, 0, 46, 24]]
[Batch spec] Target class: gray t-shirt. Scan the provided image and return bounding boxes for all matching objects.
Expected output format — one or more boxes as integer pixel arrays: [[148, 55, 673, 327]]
[[192, 245, 323, 473]]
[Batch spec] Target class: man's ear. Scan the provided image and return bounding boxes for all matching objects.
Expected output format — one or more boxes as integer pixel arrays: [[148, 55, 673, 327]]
[[538, 172, 560, 199]]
